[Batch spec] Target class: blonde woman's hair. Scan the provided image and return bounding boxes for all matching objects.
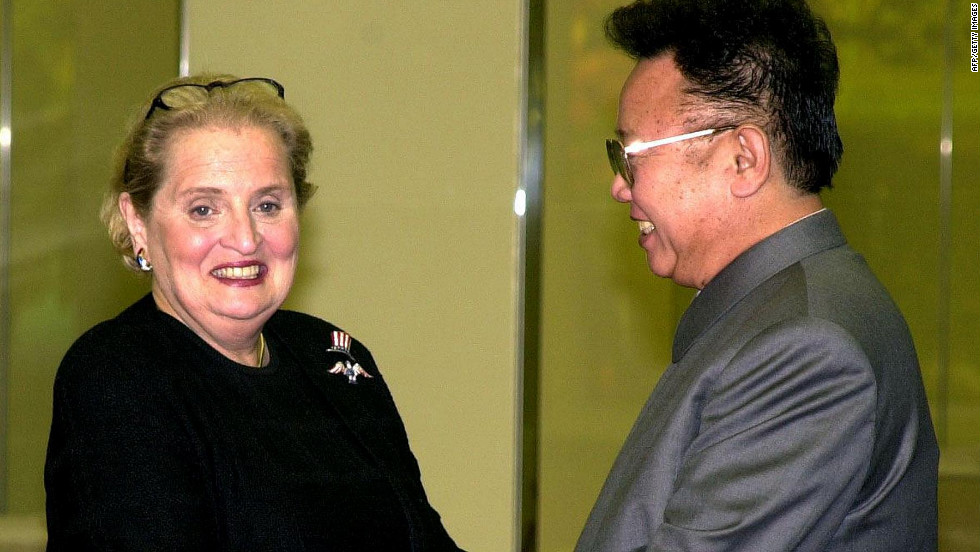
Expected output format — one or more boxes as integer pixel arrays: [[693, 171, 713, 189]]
[[102, 73, 316, 271]]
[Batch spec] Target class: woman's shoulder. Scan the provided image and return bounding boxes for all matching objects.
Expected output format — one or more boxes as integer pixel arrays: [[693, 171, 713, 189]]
[[267, 309, 357, 345], [67, 295, 164, 350], [268, 308, 343, 332], [57, 295, 175, 386], [267, 309, 376, 364]]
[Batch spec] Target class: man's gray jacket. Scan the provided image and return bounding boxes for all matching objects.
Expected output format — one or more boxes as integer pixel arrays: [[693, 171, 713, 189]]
[[576, 209, 938, 551]]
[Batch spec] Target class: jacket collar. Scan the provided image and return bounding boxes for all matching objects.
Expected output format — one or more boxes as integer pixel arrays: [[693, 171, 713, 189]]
[[672, 209, 847, 363]]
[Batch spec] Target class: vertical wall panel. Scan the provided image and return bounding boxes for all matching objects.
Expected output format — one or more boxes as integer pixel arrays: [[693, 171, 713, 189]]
[[537, 2, 682, 550], [0, 1, 180, 547], [0, 0, 12, 515], [186, 2, 525, 550]]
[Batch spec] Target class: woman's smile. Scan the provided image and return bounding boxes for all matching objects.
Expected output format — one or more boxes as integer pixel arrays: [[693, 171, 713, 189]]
[[210, 262, 267, 285]]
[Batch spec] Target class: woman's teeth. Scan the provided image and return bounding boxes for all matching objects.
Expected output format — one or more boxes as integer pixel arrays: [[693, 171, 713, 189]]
[[638, 221, 656, 235], [211, 265, 260, 279]]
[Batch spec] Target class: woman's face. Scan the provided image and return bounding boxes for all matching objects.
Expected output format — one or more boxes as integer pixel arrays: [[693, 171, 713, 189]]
[[123, 125, 299, 345]]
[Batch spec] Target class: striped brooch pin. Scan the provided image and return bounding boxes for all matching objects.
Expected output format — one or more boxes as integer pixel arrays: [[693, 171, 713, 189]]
[[327, 330, 373, 384]]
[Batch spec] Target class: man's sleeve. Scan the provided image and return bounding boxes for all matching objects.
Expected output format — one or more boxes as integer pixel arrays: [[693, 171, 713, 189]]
[[650, 317, 876, 551]]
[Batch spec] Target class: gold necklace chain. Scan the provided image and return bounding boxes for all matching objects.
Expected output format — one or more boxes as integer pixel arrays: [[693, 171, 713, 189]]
[[256, 333, 266, 368]]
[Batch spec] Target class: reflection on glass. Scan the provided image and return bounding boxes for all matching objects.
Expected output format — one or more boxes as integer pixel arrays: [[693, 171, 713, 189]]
[[537, 0, 979, 550], [0, 2, 179, 547]]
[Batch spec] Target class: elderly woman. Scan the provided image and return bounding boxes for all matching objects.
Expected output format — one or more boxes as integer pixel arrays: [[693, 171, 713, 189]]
[[44, 74, 463, 551]]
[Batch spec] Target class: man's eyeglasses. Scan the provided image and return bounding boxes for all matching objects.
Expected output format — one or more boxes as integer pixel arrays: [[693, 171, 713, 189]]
[[144, 77, 285, 120], [605, 126, 737, 187]]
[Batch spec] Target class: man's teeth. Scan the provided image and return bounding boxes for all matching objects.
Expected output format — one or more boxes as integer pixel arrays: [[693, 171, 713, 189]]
[[212, 265, 260, 279], [638, 221, 656, 235]]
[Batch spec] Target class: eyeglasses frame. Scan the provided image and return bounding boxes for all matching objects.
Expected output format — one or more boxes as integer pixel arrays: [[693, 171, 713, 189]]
[[143, 77, 285, 121], [606, 126, 738, 187]]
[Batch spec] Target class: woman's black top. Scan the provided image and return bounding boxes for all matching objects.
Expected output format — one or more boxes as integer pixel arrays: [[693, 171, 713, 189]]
[[45, 294, 463, 551]]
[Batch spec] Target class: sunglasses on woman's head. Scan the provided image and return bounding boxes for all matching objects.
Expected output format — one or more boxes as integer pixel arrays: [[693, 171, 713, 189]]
[[144, 77, 285, 120]]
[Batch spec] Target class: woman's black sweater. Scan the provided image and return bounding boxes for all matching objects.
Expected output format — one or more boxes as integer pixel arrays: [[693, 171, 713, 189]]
[[45, 294, 462, 551]]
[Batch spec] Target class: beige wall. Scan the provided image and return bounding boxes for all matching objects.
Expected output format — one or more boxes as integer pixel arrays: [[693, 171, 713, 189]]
[[187, 2, 526, 550]]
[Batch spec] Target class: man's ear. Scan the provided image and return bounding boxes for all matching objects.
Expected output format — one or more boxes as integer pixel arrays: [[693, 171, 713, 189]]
[[730, 125, 771, 198], [118, 193, 148, 253]]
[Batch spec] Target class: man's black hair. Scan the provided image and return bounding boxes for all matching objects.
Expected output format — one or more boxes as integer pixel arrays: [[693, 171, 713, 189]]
[[606, 0, 843, 192]]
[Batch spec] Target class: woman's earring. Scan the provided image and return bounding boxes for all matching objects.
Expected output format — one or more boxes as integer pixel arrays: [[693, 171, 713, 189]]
[[136, 248, 153, 272]]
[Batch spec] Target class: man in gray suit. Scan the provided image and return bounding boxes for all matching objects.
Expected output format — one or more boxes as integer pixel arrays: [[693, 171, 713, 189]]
[[577, 0, 939, 550]]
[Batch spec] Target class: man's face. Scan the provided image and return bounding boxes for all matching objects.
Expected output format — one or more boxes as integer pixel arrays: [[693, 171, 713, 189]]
[[611, 54, 735, 289]]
